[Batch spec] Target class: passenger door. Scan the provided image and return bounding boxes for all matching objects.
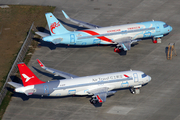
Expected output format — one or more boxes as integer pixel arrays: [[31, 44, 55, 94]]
[[43, 85, 49, 95], [156, 24, 160, 32], [70, 34, 75, 43], [133, 73, 139, 82]]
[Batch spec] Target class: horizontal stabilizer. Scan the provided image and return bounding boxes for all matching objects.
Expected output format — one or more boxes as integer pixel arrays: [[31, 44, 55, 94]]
[[8, 82, 23, 88], [35, 32, 50, 37]]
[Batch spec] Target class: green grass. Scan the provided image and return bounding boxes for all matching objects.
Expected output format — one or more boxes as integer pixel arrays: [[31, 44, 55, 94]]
[[0, 5, 55, 119], [0, 91, 12, 120]]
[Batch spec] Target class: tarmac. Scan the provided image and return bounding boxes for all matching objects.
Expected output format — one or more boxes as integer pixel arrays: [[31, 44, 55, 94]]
[[1, 0, 180, 120]]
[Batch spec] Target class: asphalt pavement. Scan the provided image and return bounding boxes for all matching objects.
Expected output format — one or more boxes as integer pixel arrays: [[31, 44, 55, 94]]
[[1, 0, 180, 120]]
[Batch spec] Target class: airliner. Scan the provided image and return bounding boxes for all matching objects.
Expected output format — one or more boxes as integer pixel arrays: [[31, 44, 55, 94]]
[[8, 59, 151, 104], [36, 10, 172, 53]]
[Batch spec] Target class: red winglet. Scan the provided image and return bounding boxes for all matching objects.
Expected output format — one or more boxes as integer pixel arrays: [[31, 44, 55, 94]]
[[37, 59, 44, 67], [18, 63, 45, 87], [96, 95, 103, 103]]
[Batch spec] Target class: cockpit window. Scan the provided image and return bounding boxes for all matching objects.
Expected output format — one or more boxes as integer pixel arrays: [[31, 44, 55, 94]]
[[142, 73, 147, 78], [163, 24, 169, 28]]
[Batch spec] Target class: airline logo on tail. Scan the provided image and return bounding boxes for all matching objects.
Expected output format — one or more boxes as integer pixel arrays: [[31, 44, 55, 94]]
[[22, 74, 34, 82], [50, 22, 60, 34]]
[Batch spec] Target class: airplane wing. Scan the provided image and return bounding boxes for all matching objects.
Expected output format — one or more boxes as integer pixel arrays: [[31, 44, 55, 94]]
[[88, 87, 109, 103], [62, 10, 101, 29], [37, 59, 79, 79], [113, 37, 132, 51]]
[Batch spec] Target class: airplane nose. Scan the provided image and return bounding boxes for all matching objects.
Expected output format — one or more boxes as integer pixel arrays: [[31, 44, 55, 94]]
[[169, 26, 173, 32], [148, 75, 151, 82]]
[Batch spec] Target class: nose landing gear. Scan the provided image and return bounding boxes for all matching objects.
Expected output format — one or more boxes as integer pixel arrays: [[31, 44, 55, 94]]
[[153, 37, 161, 44], [130, 87, 140, 94]]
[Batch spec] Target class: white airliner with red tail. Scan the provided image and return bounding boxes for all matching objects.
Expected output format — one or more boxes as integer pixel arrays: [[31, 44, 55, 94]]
[[36, 10, 172, 53], [8, 60, 151, 104]]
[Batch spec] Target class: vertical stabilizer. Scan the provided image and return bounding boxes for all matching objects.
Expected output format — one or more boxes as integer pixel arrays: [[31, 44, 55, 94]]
[[45, 13, 69, 35], [18, 63, 45, 87]]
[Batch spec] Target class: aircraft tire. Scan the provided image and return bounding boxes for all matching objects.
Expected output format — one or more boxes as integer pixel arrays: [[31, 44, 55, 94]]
[[114, 48, 121, 53]]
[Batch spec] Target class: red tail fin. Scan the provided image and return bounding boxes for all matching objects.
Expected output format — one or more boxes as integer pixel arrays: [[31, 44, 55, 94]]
[[18, 63, 45, 87]]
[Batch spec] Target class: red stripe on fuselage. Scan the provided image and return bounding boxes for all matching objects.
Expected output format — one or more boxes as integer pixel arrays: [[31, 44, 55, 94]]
[[80, 30, 113, 43]]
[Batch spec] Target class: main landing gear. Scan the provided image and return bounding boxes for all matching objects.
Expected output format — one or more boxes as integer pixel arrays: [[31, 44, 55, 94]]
[[153, 37, 161, 44], [90, 96, 98, 104], [114, 48, 121, 53]]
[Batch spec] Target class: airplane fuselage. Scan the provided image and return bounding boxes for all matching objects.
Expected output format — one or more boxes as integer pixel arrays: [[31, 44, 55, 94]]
[[15, 70, 151, 96], [43, 21, 172, 45]]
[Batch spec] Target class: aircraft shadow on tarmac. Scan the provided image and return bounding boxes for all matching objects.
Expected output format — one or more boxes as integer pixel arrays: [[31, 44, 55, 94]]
[[165, 47, 169, 58], [33, 35, 138, 56], [7, 79, 149, 108], [7, 86, 104, 107]]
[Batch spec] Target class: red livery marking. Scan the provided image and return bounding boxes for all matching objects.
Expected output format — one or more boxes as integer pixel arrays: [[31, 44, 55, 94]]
[[124, 74, 129, 78], [50, 22, 60, 34], [18, 63, 45, 87], [80, 30, 113, 43], [107, 29, 121, 33], [96, 95, 103, 103], [127, 26, 140, 30], [37, 59, 44, 67]]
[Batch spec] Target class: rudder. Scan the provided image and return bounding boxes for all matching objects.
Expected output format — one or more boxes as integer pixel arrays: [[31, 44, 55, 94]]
[[18, 63, 45, 87], [45, 13, 69, 35]]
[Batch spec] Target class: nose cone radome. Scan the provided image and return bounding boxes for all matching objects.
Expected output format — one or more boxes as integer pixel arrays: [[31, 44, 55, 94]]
[[148, 75, 151, 82], [169, 26, 173, 32]]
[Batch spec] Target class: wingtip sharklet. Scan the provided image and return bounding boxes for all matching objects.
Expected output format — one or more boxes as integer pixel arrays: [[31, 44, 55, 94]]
[[62, 10, 70, 19], [37, 59, 45, 68]]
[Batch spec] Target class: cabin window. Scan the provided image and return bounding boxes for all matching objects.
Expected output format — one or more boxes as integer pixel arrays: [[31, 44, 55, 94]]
[[141, 73, 147, 78], [163, 24, 168, 28]]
